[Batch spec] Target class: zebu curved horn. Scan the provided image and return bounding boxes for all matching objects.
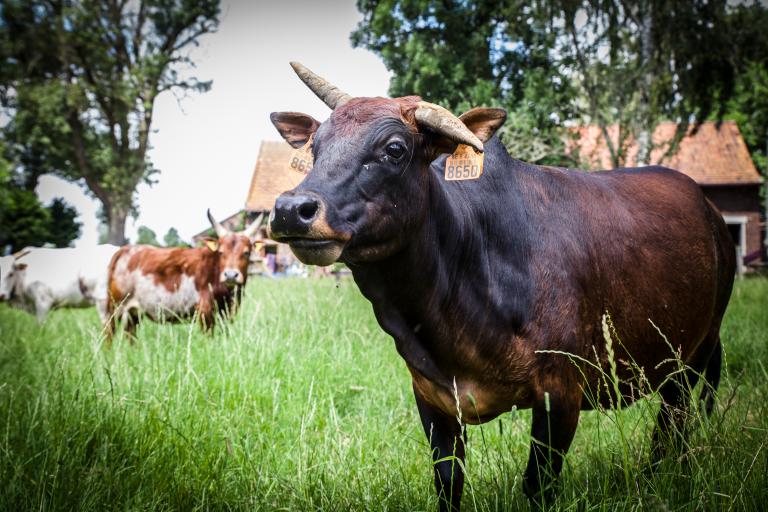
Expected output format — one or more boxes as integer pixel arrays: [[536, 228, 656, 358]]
[[290, 62, 353, 110], [12, 248, 31, 260], [207, 209, 228, 238], [241, 213, 265, 240], [289, 62, 482, 151], [415, 101, 484, 152]]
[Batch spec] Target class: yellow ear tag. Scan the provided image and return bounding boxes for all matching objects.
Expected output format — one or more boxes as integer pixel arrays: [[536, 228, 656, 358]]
[[205, 240, 219, 252], [445, 144, 483, 181], [288, 135, 314, 175]]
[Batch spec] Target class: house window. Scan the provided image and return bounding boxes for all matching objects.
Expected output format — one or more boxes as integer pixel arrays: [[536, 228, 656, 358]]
[[723, 215, 747, 274]]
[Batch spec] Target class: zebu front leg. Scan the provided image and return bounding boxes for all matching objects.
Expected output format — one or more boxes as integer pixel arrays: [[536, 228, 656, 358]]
[[414, 386, 466, 512]]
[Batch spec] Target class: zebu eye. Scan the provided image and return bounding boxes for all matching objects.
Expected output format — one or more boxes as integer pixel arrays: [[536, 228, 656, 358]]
[[384, 142, 406, 160]]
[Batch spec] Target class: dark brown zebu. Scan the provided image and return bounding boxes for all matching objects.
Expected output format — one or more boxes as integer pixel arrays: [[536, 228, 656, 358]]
[[268, 62, 735, 510]]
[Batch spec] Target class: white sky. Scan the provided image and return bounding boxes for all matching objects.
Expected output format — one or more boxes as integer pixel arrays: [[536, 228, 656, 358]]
[[36, 0, 390, 246]]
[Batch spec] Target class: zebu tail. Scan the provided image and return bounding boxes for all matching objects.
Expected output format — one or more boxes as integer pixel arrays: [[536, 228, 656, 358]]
[[103, 248, 125, 342]]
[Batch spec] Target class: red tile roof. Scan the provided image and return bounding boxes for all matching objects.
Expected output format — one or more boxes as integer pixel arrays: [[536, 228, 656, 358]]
[[570, 121, 762, 185]]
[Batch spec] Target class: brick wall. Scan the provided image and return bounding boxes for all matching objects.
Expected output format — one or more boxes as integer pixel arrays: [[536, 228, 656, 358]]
[[702, 185, 763, 261]]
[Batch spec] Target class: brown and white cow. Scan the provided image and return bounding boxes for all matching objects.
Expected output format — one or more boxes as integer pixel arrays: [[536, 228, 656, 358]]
[[105, 211, 263, 339]]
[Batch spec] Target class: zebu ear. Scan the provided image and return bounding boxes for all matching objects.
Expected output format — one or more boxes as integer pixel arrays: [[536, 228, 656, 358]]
[[14, 262, 28, 271], [418, 105, 506, 157], [203, 239, 219, 252], [270, 112, 320, 149], [458, 108, 507, 143]]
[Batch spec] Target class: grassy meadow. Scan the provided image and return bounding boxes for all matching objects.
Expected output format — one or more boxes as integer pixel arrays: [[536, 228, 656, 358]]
[[0, 276, 767, 511]]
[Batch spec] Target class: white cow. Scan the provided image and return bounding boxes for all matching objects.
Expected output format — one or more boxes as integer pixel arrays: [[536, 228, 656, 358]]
[[0, 245, 120, 322], [0, 254, 19, 295], [0, 250, 30, 301]]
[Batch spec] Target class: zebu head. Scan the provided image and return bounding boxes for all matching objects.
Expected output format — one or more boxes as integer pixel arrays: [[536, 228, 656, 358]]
[[269, 62, 506, 266], [0, 250, 29, 301], [206, 211, 264, 287]]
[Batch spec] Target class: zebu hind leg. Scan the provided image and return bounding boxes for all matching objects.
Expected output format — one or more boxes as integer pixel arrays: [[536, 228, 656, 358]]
[[651, 331, 720, 461], [700, 336, 722, 416], [122, 308, 141, 344], [522, 380, 582, 510]]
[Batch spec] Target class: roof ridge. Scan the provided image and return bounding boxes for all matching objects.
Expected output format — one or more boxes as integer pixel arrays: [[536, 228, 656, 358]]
[[568, 121, 762, 185]]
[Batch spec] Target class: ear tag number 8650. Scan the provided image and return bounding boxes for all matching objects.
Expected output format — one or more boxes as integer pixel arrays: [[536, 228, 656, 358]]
[[445, 144, 483, 181], [288, 135, 314, 175]]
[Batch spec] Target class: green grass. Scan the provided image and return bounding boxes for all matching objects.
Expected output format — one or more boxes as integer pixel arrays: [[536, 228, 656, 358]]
[[0, 276, 766, 511]]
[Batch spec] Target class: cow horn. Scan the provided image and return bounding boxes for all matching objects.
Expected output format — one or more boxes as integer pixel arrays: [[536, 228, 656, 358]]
[[290, 62, 353, 110], [207, 209, 228, 238], [415, 101, 484, 152], [241, 213, 265, 240], [12, 248, 31, 260]]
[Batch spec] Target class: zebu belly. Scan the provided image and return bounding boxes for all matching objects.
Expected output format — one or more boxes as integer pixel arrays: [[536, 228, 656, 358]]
[[129, 272, 201, 320]]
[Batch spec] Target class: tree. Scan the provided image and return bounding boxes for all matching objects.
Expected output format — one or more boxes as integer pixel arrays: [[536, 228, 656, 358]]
[[0, 188, 82, 253], [0, 0, 220, 244], [0, 142, 81, 252], [162, 226, 188, 247], [720, 4, 768, 178], [44, 198, 82, 248], [352, 0, 577, 165], [0, 182, 51, 252], [136, 225, 160, 246], [557, 1, 765, 167], [352, 1, 768, 167]]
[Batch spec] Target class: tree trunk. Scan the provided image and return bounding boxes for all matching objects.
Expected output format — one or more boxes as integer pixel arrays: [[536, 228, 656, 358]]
[[636, 6, 654, 166], [106, 205, 128, 245]]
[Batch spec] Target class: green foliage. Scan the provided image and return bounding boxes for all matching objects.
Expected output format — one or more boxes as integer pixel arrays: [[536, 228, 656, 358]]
[[137, 225, 190, 247], [353, 1, 768, 168], [45, 198, 82, 248], [725, 62, 768, 175], [0, 192, 82, 252], [352, 0, 576, 165], [162, 226, 188, 247], [0, 190, 81, 252], [0, 183, 51, 252], [0, 147, 81, 251], [0, 278, 766, 510], [136, 225, 160, 246], [0, 0, 220, 244]]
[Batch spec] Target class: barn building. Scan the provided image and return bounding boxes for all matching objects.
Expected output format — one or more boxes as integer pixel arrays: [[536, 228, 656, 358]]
[[571, 121, 764, 273]]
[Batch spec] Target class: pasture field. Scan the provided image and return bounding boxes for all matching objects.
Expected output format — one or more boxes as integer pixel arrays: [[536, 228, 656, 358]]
[[0, 276, 766, 511]]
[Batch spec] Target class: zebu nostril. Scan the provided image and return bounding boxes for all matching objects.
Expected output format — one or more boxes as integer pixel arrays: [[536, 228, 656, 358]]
[[271, 193, 322, 236], [298, 200, 319, 221]]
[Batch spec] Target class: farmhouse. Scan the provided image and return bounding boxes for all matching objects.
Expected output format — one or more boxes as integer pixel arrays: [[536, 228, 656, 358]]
[[571, 121, 764, 272]]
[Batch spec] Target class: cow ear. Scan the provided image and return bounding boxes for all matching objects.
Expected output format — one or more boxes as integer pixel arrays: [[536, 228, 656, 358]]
[[425, 107, 507, 157], [270, 112, 320, 149], [458, 108, 507, 143], [14, 262, 28, 271], [204, 239, 219, 252]]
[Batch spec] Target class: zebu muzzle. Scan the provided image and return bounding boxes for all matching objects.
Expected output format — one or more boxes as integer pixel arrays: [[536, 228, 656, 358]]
[[269, 192, 349, 266], [220, 269, 244, 287]]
